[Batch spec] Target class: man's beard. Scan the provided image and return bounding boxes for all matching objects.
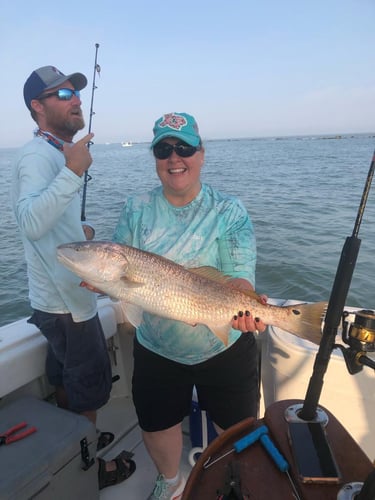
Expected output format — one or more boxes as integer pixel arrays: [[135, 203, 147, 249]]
[[65, 116, 85, 135], [45, 107, 85, 138]]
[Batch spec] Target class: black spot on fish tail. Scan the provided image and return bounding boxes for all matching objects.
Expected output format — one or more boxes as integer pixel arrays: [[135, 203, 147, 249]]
[[281, 301, 327, 344]]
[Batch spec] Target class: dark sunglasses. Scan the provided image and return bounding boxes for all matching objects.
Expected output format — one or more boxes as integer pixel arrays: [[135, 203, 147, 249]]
[[37, 88, 80, 101], [153, 141, 201, 160]]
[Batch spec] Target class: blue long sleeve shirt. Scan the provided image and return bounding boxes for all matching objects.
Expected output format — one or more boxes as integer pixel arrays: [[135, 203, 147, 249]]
[[11, 137, 97, 322]]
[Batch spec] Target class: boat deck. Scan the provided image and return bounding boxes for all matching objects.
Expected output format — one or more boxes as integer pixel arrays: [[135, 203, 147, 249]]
[[97, 396, 194, 499]]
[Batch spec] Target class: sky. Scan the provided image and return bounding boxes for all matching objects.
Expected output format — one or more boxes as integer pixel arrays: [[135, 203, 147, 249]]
[[2, 0, 375, 148]]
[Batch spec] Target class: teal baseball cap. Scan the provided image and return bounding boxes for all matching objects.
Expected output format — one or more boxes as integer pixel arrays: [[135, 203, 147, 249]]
[[151, 112, 201, 147]]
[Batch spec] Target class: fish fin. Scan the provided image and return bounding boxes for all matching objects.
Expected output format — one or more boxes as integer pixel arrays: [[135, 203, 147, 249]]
[[120, 276, 144, 288], [279, 301, 327, 344], [119, 301, 144, 327], [188, 266, 261, 301], [188, 266, 232, 284], [207, 323, 231, 346], [237, 288, 263, 301]]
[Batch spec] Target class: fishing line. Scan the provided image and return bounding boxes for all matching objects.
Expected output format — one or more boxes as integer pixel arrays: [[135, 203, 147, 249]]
[[81, 42, 100, 222]]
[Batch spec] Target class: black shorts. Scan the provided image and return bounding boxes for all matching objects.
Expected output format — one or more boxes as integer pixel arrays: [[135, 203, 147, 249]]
[[132, 333, 259, 432], [28, 310, 112, 413]]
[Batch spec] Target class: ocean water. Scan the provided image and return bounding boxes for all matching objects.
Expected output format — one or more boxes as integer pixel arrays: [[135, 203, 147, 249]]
[[1, 134, 374, 328]]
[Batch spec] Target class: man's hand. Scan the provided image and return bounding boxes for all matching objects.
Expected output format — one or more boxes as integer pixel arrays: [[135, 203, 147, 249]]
[[63, 133, 94, 177]]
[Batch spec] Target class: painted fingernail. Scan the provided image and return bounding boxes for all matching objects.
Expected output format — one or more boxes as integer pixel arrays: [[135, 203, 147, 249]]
[[255, 317, 260, 322], [239, 311, 243, 317], [233, 315, 238, 320], [245, 310, 250, 316]]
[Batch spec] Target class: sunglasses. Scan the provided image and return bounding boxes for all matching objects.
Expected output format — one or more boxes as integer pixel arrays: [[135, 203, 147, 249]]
[[153, 141, 201, 160], [37, 88, 80, 101]]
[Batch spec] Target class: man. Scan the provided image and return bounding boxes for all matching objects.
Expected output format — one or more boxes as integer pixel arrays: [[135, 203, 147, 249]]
[[11, 65, 135, 490]]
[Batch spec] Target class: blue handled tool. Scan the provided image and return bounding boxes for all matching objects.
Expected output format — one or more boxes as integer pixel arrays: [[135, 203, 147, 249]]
[[203, 425, 268, 468], [259, 434, 301, 500], [233, 425, 268, 452], [259, 433, 289, 471], [203, 425, 301, 500]]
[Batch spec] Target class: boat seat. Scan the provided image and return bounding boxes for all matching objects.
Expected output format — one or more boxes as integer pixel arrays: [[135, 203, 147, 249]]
[[0, 297, 119, 398]]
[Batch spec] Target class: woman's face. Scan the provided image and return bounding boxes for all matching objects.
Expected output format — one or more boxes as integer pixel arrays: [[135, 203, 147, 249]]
[[154, 138, 205, 206]]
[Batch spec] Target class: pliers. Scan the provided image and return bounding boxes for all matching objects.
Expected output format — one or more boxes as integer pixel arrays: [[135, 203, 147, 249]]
[[0, 421, 37, 445], [217, 461, 247, 499]]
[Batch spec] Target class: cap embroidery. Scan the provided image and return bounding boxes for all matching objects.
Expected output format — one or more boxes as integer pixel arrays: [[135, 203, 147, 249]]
[[51, 66, 64, 77], [159, 113, 187, 130]]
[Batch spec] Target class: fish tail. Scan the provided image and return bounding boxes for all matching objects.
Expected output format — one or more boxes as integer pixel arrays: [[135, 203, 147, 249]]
[[279, 301, 327, 344]]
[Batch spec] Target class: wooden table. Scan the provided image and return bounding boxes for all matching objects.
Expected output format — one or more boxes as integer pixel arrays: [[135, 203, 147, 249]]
[[182, 399, 374, 499]]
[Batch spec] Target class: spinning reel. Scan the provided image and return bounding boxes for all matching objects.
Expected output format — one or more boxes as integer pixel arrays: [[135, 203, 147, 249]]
[[335, 309, 375, 374]]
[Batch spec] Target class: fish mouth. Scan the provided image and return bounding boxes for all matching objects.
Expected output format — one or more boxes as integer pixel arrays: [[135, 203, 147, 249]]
[[56, 244, 84, 265], [56, 248, 73, 266]]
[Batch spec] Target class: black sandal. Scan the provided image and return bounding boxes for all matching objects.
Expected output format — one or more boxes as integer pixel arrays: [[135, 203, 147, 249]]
[[98, 450, 136, 490], [96, 431, 115, 451]]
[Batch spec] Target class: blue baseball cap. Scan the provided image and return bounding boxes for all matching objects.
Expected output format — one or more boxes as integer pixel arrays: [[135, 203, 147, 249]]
[[151, 112, 201, 148], [23, 65, 87, 110]]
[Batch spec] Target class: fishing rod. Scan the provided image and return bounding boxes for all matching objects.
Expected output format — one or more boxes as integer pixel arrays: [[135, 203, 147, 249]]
[[299, 149, 375, 421], [81, 42, 100, 222]]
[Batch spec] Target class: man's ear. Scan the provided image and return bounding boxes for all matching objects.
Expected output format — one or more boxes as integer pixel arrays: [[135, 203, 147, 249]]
[[30, 99, 43, 114]]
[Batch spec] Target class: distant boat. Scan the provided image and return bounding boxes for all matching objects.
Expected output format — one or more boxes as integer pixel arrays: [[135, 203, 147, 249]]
[[121, 141, 133, 147]]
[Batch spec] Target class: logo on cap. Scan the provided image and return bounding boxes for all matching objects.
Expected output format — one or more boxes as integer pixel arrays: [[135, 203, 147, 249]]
[[51, 66, 64, 77], [159, 113, 187, 130]]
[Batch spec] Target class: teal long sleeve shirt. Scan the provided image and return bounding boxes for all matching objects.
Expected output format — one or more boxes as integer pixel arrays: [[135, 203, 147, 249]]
[[113, 184, 256, 364]]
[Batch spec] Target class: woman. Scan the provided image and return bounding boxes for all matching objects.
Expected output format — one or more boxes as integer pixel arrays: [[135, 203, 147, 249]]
[[113, 112, 266, 500]]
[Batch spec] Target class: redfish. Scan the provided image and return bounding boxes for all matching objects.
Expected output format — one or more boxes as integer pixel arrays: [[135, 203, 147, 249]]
[[57, 241, 325, 345]]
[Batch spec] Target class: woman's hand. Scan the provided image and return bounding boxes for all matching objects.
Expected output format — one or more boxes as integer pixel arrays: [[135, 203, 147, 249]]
[[228, 278, 268, 334], [231, 310, 266, 334]]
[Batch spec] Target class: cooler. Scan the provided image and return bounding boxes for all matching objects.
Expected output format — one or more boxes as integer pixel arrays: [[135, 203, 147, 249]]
[[0, 396, 98, 500]]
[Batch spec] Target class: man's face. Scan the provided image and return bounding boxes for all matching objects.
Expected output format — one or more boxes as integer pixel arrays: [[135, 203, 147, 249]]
[[31, 81, 85, 138]]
